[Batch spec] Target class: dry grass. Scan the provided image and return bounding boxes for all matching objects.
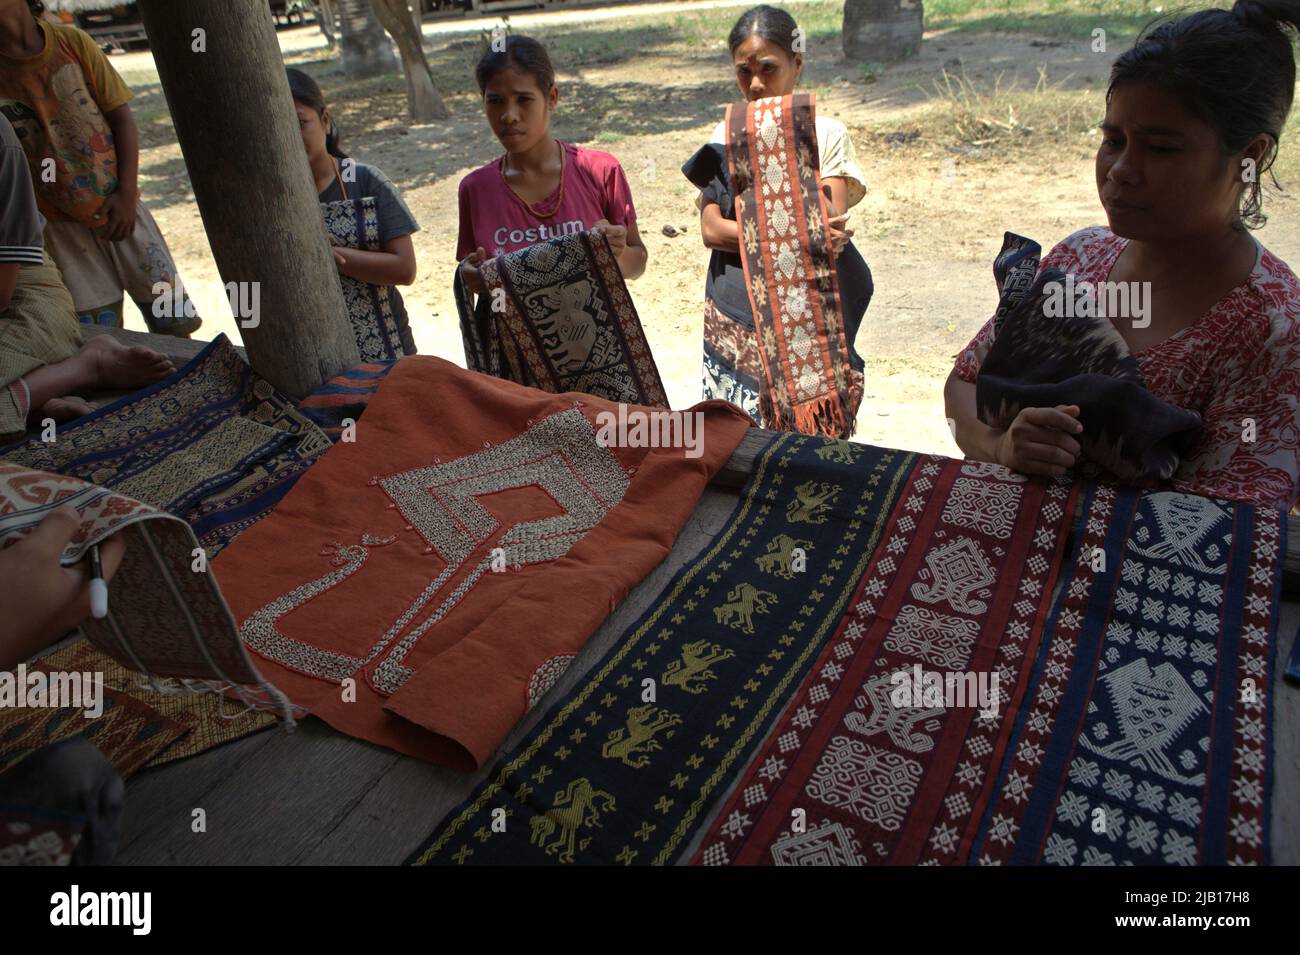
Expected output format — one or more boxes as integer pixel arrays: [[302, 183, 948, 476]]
[[931, 65, 1093, 144]]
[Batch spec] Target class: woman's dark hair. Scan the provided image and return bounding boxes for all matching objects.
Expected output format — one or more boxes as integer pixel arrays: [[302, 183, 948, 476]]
[[475, 35, 555, 96], [286, 67, 347, 159], [728, 4, 800, 57], [1108, 0, 1300, 228]]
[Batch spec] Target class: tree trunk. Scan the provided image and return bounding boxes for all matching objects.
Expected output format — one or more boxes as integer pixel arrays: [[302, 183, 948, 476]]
[[843, 0, 923, 63], [137, 0, 360, 399], [371, 0, 449, 122], [313, 0, 338, 49], [339, 0, 398, 79]]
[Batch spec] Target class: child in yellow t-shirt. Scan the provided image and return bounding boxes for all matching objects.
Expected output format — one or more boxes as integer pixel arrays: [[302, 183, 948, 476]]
[[0, 0, 199, 335]]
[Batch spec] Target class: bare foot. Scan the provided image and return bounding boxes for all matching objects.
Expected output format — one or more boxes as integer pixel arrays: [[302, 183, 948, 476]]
[[78, 335, 174, 390], [37, 396, 93, 423]]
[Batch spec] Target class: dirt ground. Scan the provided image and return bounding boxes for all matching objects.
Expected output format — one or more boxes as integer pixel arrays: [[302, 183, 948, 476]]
[[113, 3, 1300, 458]]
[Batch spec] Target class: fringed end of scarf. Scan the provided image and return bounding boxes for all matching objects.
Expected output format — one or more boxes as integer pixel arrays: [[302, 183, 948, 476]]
[[796, 396, 857, 440], [231, 678, 300, 730], [764, 393, 857, 440]]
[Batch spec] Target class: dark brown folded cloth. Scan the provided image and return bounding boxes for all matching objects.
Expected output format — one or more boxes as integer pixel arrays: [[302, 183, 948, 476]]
[[976, 233, 1202, 484]]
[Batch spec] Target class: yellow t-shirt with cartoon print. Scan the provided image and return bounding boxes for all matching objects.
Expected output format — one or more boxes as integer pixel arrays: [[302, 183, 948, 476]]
[[0, 20, 133, 225]]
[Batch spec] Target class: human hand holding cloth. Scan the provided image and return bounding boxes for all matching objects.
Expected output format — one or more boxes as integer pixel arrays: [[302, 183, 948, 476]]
[[975, 234, 1202, 484], [0, 506, 126, 669]]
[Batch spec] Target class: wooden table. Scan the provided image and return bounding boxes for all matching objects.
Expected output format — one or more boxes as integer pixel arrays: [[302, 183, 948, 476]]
[[66, 328, 1299, 864]]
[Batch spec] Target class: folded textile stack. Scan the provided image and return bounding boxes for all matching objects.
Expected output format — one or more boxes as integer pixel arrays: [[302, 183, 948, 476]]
[[0, 339, 329, 775], [296, 360, 398, 443], [27, 640, 277, 771]]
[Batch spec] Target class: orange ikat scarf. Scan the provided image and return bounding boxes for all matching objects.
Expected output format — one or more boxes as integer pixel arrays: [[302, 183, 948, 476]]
[[727, 94, 862, 437]]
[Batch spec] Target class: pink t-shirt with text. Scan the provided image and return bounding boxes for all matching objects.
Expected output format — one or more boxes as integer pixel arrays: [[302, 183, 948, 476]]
[[456, 142, 637, 260]]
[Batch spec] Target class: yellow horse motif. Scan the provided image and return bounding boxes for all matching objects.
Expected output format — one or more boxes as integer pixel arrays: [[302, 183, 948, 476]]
[[815, 440, 857, 465], [713, 582, 778, 634], [755, 534, 813, 579], [786, 480, 840, 524], [529, 777, 617, 863], [601, 705, 682, 768], [663, 640, 736, 694]]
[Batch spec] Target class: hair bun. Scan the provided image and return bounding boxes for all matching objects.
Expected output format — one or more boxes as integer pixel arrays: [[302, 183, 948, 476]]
[[1233, 0, 1300, 34]]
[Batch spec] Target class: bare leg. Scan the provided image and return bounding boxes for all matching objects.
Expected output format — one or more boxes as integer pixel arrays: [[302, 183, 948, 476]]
[[18, 336, 174, 419]]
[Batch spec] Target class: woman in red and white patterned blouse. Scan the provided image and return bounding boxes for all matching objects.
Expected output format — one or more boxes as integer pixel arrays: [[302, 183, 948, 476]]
[[944, 0, 1300, 511]]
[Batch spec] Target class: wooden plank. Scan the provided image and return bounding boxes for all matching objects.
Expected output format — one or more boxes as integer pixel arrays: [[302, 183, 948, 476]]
[[115, 726, 278, 858], [296, 757, 483, 865], [117, 719, 399, 864], [711, 427, 772, 491]]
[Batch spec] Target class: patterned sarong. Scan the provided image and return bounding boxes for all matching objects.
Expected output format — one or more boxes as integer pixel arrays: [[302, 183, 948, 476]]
[[0, 674, 186, 780], [296, 359, 399, 443], [727, 94, 861, 437], [323, 197, 416, 361], [407, 434, 915, 864], [214, 357, 749, 767], [969, 485, 1281, 865], [701, 298, 765, 422], [32, 640, 277, 769], [0, 464, 291, 714], [455, 231, 668, 407], [975, 232, 1202, 484], [0, 335, 330, 555], [691, 458, 1077, 865], [0, 808, 86, 866]]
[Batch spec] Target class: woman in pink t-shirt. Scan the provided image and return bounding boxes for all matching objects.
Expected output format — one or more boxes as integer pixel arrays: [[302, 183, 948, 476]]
[[456, 35, 647, 293]]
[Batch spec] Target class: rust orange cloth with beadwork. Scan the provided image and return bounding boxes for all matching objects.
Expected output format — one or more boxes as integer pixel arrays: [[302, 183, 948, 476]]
[[213, 356, 752, 769]]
